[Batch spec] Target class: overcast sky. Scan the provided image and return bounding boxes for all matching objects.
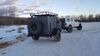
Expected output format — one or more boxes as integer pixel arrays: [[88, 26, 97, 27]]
[[0, 0, 100, 17]]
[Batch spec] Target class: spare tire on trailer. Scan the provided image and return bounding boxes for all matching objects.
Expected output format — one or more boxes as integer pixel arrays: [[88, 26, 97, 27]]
[[30, 21, 43, 34]]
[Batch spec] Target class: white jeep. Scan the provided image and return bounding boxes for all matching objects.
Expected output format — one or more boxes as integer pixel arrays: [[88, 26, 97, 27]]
[[60, 16, 82, 33]]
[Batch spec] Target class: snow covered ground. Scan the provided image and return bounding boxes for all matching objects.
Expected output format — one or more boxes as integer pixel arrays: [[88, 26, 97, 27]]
[[0, 22, 100, 56], [0, 25, 28, 43]]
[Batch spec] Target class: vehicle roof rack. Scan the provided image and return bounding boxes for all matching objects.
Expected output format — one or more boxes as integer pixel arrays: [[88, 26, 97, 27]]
[[30, 11, 58, 16]]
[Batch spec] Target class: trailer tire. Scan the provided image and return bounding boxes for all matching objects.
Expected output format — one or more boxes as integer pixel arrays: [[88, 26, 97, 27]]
[[30, 21, 43, 34], [67, 25, 72, 33], [77, 23, 82, 30], [32, 35, 39, 40], [54, 30, 61, 41]]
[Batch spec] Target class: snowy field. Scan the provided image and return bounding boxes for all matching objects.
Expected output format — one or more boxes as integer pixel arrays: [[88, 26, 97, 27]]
[[0, 22, 100, 56]]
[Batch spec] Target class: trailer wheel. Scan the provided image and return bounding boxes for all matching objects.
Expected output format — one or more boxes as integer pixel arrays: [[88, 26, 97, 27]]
[[77, 23, 82, 30], [32, 35, 39, 40], [66, 25, 72, 33], [54, 30, 61, 41]]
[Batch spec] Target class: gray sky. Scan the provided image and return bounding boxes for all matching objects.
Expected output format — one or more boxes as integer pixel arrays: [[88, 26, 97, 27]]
[[0, 0, 100, 17]]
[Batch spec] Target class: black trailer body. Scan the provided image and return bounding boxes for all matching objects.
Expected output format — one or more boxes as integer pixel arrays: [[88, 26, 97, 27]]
[[27, 12, 61, 41]]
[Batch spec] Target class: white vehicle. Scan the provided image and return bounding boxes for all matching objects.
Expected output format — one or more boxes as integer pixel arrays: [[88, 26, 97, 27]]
[[60, 16, 82, 33]]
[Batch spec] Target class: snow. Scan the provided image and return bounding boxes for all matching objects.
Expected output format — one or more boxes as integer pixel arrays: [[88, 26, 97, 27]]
[[0, 22, 100, 56], [0, 25, 28, 43]]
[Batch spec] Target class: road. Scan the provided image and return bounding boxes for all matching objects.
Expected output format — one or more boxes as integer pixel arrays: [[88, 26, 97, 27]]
[[0, 22, 100, 56]]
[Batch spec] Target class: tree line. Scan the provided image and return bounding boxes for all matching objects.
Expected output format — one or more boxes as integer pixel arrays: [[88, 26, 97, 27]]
[[0, 16, 27, 25], [78, 14, 100, 22], [0, 14, 100, 25]]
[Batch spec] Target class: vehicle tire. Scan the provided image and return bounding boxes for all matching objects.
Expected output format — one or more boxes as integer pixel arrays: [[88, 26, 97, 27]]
[[54, 30, 61, 41], [77, 23, 82, 30], [32, 35, 39, 40], [67, 25, 72, 33], [30, 21, 43, 34]]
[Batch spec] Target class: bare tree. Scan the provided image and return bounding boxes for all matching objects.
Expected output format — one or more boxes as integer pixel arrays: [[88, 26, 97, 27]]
[[0, 0, 18, 17]]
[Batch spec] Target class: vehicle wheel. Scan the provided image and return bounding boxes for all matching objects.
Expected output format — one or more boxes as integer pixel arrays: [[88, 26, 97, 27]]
[[77, 24, 82, 30], [32, 35, 39, 40], [67, 25, 72, 33], [54, 30, 61, 41], [30, 21, 43, 34]]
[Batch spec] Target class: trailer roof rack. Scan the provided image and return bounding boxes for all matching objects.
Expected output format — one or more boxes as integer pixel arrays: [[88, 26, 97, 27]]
[[30, 11, 58, 16]]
